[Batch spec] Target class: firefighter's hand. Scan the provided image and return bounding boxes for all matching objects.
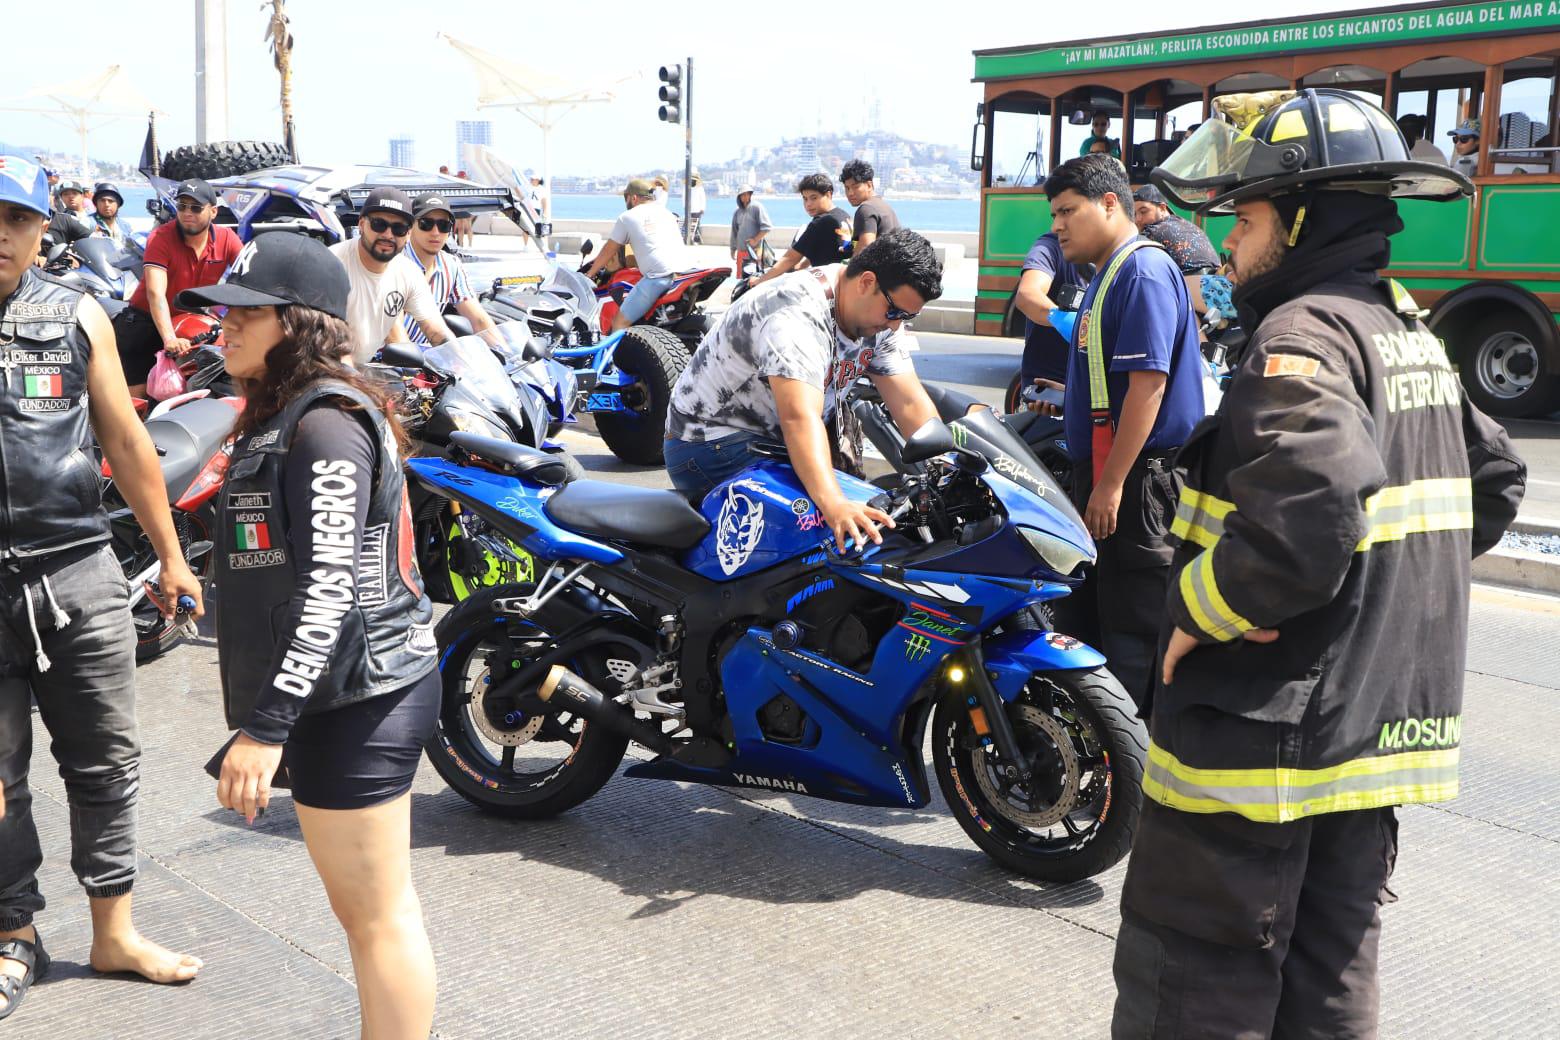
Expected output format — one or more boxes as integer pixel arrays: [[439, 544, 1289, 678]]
[[1084, 479, 1123, 540], [1161, 625, 1280, 686]]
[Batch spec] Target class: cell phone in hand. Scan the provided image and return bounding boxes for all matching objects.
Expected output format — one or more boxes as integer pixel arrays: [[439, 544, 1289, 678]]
[[1022, 384, 1066, 409]]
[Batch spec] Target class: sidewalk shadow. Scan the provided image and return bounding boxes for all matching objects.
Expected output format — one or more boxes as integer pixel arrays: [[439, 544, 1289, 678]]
[[407, 782, 1107, 919]]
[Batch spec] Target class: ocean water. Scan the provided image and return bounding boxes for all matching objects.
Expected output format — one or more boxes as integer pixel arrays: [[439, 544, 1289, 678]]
[[552, 193, 979, 232], [110, 183, 978, 233]]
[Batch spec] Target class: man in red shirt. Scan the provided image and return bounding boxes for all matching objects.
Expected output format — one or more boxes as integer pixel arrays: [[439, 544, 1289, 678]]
[[114, 179, 242, 396]]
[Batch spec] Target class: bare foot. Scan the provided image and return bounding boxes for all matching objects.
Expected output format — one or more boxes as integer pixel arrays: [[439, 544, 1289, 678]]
[[89, 931, 202, 984]]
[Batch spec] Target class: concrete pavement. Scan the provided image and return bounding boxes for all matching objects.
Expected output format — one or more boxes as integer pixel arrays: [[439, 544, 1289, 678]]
[[12, 332, 1560, 1040]]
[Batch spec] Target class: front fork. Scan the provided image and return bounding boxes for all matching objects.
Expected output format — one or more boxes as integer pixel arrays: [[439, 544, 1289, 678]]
[[951, 643, 1034, 786]]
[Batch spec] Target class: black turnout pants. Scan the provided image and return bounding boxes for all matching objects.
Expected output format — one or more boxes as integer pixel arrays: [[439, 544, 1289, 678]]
[[1070, 453, 1181, 710], [1112, 799, 1400, 1040]]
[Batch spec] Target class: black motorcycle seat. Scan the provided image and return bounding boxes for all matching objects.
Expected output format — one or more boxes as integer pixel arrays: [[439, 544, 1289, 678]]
[[143, 397, 238, 504], [544, 480, 710, 549], [448, 431, 577, 486]]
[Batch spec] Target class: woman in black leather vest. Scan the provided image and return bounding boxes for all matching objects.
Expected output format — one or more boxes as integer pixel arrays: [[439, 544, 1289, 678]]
[[178, 232, 439, 1039]]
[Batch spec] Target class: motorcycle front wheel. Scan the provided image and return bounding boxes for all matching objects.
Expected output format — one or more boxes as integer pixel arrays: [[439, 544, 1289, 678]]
[[932, 666, 1146, 882]]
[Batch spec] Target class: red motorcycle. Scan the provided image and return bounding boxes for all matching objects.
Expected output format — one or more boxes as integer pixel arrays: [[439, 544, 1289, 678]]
[[588, 259, 730, 350], [102, 392, 242, 661]]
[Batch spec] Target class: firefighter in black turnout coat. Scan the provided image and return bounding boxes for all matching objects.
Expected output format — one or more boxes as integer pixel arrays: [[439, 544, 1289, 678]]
[[1109, 89, 1526, 1038]]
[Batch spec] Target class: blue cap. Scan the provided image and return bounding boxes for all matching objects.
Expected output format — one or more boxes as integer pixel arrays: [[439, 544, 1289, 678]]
[[0, 155, 52, 218]]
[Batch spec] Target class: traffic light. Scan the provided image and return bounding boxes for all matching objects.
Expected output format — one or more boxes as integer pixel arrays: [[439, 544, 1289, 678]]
[[658, 64, 682, 124]]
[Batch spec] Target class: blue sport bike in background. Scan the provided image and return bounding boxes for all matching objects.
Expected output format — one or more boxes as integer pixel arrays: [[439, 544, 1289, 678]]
[[409, 409, 1147, 881]]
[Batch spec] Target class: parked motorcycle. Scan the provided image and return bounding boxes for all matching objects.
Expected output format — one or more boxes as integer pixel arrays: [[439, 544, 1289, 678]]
[[43, 235, 145, 302], [377, 333, 580, 604], [408, 410, 1147, 882], [481, 261, 691, 467], [101, 394, 241, 661]]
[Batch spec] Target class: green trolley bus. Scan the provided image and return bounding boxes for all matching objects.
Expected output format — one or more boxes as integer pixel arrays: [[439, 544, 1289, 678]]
[[970, 0, 1560, 416]]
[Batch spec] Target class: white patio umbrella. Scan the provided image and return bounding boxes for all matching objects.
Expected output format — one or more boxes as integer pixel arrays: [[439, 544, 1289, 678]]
[[440, 34, 637, 193], [0, 65, 165, 179]]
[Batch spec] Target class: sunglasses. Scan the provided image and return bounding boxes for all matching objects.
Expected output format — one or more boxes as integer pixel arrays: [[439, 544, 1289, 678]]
[[366, 216, 411, 237], [880, 284, 921, 322], [417, 217, 453, 233], [175, 201, 209, 213]]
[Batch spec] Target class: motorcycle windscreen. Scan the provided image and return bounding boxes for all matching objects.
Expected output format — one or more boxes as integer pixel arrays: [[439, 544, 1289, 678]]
[[421, 335, 532, 442], [539, 266, 601, 321], [72, 237, 128, 285], [952, 407, 1082, 526]]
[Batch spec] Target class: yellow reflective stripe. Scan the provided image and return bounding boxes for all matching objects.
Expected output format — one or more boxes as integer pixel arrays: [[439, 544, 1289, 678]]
[[1142, 739, 1460, 823], [1084, 240, 1156, 411], [1169, 486, 1234, 550], [1177, 548, 1253, 642], [1169, 479, 1472, 555], [1356, 477, 1473, 550]]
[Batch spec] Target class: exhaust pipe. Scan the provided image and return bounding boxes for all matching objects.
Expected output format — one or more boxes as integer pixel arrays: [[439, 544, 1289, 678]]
[[539, 666, 673, 755]]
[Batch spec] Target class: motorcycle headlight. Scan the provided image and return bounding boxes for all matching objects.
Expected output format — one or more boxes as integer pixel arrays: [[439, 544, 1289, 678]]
[[447, 408, 509, 443], [1020, 526, 1095, 578]]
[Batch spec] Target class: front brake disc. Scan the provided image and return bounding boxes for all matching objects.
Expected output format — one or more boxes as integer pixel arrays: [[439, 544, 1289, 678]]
[[972, 704, 1081, 829]]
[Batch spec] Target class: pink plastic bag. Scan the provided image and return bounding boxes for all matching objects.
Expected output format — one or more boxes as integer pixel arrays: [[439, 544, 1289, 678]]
[[147, 350, 186, 401]]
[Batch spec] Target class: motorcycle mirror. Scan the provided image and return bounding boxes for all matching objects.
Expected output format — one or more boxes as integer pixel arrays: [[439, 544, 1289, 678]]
[[1069, 109, 1092, 125], [579, 239, 595, 259], [377, 342, 429, 369], [45, 241, 69, 264]]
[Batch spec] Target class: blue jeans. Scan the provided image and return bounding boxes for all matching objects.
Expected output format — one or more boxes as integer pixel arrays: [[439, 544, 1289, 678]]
[[618, 274, 678, 325], [663, 431, 763, 502]]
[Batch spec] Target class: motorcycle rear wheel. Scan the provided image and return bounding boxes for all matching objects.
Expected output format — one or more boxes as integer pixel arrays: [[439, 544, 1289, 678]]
[[426, 585, 632, 818], [593, 326, 689, 466], [932, 666, 1146, 882]]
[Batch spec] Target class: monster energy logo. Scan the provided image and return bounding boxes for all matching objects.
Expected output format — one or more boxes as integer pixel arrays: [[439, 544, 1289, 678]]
[[904, 633, 933, 662], [950, 424, 969, 449]]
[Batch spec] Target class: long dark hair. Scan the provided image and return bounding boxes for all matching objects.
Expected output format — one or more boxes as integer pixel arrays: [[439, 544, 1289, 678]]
[[231, 305, 410, 454]]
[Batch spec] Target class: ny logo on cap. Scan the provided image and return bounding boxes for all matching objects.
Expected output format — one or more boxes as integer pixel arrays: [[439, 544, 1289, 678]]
[[229, 239, 261, 278]]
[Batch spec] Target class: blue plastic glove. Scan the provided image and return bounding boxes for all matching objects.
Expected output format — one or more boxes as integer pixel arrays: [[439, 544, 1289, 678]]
[[1201, 273, 1234, 323], [1049, 308, 1078, 342]]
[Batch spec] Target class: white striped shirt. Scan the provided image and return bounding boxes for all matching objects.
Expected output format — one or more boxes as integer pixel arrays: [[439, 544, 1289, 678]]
[[402, 245, 474, 345]]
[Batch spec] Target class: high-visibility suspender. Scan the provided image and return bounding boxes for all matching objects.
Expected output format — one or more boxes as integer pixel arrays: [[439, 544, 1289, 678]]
[[1082, 238, 1157, 483]]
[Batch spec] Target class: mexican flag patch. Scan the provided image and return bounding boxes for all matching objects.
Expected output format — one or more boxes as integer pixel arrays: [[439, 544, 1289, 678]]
[[24, 373, 61, 397], [234, 522, 271, 550]]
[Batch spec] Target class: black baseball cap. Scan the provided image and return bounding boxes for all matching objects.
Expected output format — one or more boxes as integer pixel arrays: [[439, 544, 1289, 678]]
[[1132, 184, 1167, 206], [174, 178, 218, 206], [176, 232, 349, 321], [412, 193, 453, 219], [361, 186, 413, 220]]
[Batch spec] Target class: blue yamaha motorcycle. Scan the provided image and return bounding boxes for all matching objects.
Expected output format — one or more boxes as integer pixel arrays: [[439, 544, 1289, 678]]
[[410, 411, 1147, 881]]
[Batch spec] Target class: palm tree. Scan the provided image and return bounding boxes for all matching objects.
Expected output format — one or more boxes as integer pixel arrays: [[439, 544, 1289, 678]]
[[263, 0, 296, 159]]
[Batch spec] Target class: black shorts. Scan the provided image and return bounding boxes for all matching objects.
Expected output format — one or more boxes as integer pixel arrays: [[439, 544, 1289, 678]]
[[111, 306, 163, 385], [284, 669, 440, 811]]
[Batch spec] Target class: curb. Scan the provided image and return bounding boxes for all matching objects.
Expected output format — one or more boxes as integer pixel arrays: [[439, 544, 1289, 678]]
[[1474, 545, 1560, 595], [909, 301, 975, 335]]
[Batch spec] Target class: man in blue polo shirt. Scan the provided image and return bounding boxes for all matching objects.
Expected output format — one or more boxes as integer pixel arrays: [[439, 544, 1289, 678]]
[[1015, 230, 1093, 393], [1046, 153, 1204, 709]]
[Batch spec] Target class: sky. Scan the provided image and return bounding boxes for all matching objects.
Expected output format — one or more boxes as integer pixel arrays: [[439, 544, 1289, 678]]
[[3, 0, 1363, 179]]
